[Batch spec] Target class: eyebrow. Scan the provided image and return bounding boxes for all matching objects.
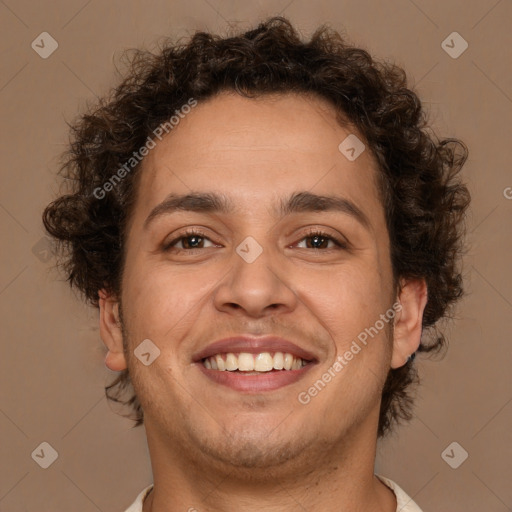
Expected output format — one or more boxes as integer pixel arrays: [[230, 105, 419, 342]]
[[143, 191, 371, 231]]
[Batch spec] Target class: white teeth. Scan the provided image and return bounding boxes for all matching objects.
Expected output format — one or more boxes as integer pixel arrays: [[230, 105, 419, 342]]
[[215, 354, 225, 371], [225, 352, 237, 371], [273, 352, 284, 370], [202, 352, 308, 372], [254, 352, 273, 372], [238, 352, 254, 371]]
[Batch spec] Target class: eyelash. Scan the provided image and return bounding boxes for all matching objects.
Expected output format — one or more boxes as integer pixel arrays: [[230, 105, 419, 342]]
[[163, 228, 349, 252]]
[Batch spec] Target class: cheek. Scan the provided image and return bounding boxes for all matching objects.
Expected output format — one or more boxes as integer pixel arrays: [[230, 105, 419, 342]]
[[299, 259, 391, 338], [302, 269, 393, 429], [120, 256, 219, 343]]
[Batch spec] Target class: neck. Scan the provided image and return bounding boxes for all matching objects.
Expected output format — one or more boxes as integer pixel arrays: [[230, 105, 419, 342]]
[[141, 413, 396, 512]]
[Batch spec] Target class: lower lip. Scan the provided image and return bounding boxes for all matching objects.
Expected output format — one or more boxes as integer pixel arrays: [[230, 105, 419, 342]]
[[196, 362, 315, 392]]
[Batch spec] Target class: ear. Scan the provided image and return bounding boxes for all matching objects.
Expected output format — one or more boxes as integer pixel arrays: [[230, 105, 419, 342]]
[[98, 289, 127, 372], [391, 278, 428, 369]]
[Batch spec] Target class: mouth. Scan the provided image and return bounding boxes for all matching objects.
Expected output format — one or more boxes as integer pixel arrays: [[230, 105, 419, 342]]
[[192, 337, 318, 392], [202, 351, 309, 372]]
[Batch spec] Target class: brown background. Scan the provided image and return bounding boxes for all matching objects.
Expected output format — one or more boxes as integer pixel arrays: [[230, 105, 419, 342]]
[[1, 1, 511, 511]]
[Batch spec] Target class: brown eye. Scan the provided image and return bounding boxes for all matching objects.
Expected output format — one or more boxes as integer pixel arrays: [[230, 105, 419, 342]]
[[296, 230, 347, 250], [305, 234, 330, 249], [180, 235, 205, 249], [163, 230, 216, 252]]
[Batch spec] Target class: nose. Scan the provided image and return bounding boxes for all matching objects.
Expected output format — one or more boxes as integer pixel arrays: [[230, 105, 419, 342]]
[[213, 242, 298, 318]]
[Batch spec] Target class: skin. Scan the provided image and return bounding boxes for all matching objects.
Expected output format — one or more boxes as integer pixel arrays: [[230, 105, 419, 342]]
[[99, 91, 427, 511]]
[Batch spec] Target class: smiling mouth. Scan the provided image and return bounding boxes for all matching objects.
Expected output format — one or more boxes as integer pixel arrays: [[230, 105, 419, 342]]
[[202, 352, 311, 373]]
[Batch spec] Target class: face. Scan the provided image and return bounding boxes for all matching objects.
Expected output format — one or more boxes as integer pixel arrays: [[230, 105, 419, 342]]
[[102, 92, 416, 474]]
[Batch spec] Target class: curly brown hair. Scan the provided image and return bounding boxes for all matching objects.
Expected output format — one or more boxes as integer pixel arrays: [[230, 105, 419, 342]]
[[42, 16, 470, 437]]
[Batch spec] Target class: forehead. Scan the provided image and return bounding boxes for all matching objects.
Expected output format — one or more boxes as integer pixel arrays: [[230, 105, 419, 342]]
[[132, 91, 383, 225]]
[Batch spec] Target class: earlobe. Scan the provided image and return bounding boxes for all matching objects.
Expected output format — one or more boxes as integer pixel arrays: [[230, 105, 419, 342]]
[[99, 289, 127, 372], [390, 278, 428, 369]]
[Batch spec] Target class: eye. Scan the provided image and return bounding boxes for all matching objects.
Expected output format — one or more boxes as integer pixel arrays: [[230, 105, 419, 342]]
[[162, 228, 349, 253], [163, 229, 217, 252], [295, 229, 348, 250]]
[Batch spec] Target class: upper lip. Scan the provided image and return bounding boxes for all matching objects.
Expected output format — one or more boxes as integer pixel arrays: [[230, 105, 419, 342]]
[[192, 336, 318, 362]]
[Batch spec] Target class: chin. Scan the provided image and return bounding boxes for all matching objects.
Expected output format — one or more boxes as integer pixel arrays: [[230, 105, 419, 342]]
[[190, 421, 317, 471]]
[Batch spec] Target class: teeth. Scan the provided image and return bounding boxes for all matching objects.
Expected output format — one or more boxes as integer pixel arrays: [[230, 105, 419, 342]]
[[215, 354, 225, 371], [254, 352, 273, 372], [225, 352, 237, 371], [273, 352, 284, 370], [238, 353, 254, 371], [202, 352, 308, 372]]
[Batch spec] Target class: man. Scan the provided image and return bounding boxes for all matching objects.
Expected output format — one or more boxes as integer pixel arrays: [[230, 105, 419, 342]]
[[43, 17, 470, 511]]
